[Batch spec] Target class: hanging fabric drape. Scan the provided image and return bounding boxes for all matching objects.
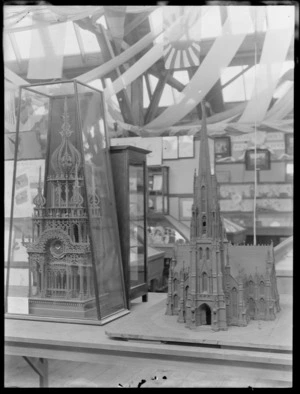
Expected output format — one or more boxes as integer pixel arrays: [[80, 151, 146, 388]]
[[144, 8, 253, 129], [5, 66, 29, 86], [5, 88, 17, 133], [4, 6, 104, 32], [77, 29, 161, 83], [163, 6, 202, 69], [238, 27, 293, 124], [102, 7, 208, 99], [103, 6, 126, 53]]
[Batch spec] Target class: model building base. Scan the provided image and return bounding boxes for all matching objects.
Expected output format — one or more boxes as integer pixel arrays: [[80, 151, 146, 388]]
[[106, 293, 292, 352], [29, 298, 97, 319]]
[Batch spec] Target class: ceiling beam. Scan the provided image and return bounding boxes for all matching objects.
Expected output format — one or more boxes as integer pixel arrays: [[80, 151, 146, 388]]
[[123, 12, 152, 37], [128, 26, 146, 126], [98, 25, 136, 125], [73, 22, 87, 64], [75, 18, 135, 125], [7, 32, 23, 73], [144, 71, 169, 124], [144, 73, 153, 102], [150, 71, 185, 92], [220, 64, 253, 90], [5, 29, 294, 82]]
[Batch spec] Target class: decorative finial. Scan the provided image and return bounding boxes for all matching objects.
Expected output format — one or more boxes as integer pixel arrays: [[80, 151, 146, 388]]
[[89, 166, 100, 207], [70, 162, 84, 207], [33, 166, 46, 208], [50, 97, 81, 176]]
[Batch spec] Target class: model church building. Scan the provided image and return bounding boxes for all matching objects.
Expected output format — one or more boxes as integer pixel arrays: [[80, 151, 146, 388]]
[[23, 99, 101, 319], [166, 109, 280, 331]]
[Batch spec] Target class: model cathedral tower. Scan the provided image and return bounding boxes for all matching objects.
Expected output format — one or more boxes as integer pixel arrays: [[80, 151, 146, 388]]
[[166, 102, 280, 331], [23, 99, 101, 318]]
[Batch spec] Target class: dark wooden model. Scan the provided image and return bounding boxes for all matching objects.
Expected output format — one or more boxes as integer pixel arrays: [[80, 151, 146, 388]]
[[166, 110, 280, 331], [110, 145, 149, 308]]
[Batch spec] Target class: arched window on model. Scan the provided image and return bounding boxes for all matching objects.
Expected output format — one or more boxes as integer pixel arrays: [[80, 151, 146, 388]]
[[206, 247, 210, 260], [259, 281, 264, 296], [231, 287, 238, 318], [173, 278, 178, 292], [173, 294, 178, 309], [202, 215, 207, 235], [259, 298, 265, 315], [248, 280, 254, 295], [201, 186, 206, 212], [199, 247, 203, 259], [185, 285, 189, 301], [73, 224, 79, 243], [202, 272, 208, 292]]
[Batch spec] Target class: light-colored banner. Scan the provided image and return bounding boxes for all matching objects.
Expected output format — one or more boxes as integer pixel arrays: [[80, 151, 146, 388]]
[[238, 27, 294, 124], [145, 8, 253, 129], [264, 84, 293, 121]]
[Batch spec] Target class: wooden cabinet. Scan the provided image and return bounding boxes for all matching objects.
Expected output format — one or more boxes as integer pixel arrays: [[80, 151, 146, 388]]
[[110, 146, 149, 308], [148, 166, 169, 214]]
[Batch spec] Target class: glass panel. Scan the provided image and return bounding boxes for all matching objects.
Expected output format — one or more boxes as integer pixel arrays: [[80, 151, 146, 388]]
[[129, 164, 145, 288], [5, 85, 53, 317], [5, 86, 18, 133], [76, 81, 126, 319], [6, 82, 102, 320], [3, 33, 16, 62]]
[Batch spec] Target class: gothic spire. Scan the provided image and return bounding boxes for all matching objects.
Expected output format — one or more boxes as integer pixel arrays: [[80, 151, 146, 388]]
[[192, 100, 214, 239], [198, 100, 212, 181]]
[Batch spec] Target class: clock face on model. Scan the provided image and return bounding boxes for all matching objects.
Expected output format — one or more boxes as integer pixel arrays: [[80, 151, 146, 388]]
[[49, 239, 64, 258]]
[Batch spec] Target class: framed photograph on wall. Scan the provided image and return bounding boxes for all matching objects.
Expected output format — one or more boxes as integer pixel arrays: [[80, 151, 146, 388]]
[[162, 136, 178, 160], [286, 162, 293, 182], [178, 135, 194, 158], [285, 133, 293, 155], [179, 197, 193, 221], [214, 136, 231, 159], [245, 149, 270, 171]]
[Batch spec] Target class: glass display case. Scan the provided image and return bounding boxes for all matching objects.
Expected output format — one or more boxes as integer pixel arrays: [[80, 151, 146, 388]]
[[5, 80, 128, 324], [110, 145, 149, 308], [148, 166, 169, 214]]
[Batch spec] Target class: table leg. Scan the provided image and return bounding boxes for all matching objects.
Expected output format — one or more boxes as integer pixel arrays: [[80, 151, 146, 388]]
[[23, 356, 48, 387]]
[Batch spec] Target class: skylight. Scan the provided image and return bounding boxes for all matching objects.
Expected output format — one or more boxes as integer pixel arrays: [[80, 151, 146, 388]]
[[273, 80, 293, 99], [3, 34, 16, 62], [75, 23, 101, 53], [96, 15, 108, 29], [173, 70, 189, 85], [198, 6, 222, 39], [267, 5, 295, 30], [143, 76, 150, 108], [88, 78, 104, 91], [228, 6, 254, 34], [13, 29, 31, 59], [159, 84, 176, 107], [149, 74, 159, 93], [63, 21, 81, 56], [221, 66, 247, 102], [279, 60, 294, 78]]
